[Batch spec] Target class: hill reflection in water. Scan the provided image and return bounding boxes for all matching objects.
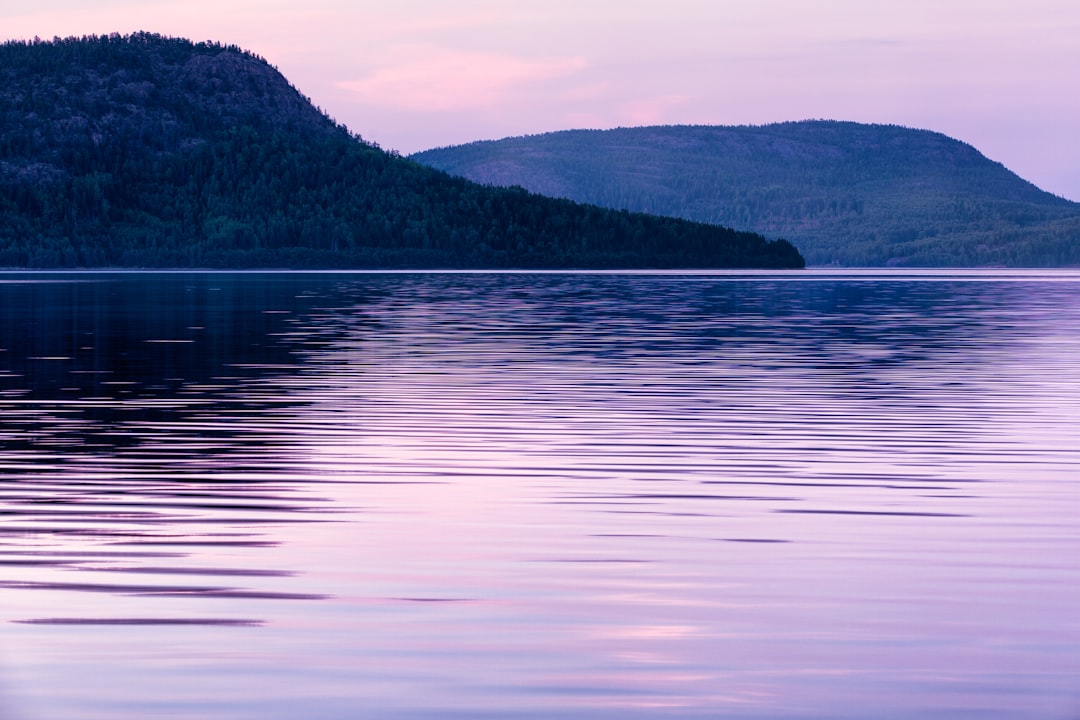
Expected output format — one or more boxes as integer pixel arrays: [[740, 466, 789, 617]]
[[1, 271, 1078, 719]]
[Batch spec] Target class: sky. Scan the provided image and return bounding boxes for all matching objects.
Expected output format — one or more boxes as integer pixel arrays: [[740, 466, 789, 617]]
[[2, 0, 1079, 200]]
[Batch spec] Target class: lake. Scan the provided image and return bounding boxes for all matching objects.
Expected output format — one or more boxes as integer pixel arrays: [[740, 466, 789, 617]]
[[1, 270, 1078, 719]]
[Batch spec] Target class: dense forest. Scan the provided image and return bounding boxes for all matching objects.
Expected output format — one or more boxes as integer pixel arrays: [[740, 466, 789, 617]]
[[412, 123, 1080, 267], [0, 34, 803, 269]]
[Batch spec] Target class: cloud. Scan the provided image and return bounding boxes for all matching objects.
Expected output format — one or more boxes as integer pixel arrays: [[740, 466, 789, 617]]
[[337, 47, 587, 112], [617, 95, 692, 126]]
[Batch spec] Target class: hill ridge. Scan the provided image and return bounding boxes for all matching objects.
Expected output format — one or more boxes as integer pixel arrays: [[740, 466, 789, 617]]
[[411, 121, 1080, 266], [0, 33, 804, 269]]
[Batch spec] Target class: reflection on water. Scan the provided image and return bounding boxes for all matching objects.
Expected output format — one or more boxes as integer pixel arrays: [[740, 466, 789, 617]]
[[1, 270, 1079, 719]]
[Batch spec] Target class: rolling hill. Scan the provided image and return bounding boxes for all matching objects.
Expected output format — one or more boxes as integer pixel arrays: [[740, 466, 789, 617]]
[[411, 123, 1080, 267]]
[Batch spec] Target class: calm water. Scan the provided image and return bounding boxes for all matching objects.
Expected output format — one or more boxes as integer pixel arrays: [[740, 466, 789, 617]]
[[1, 270, 1078, 719]]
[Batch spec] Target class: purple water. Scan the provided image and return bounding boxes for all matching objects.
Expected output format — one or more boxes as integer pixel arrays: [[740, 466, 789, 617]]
[[1, 270, 1078, 719]]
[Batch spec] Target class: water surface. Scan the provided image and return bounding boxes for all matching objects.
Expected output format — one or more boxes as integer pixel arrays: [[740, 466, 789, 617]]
[[1, 270, 1078, 719]]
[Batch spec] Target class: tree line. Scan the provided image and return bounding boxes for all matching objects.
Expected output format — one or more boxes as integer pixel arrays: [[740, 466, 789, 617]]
[[0, 34, 804, 269]]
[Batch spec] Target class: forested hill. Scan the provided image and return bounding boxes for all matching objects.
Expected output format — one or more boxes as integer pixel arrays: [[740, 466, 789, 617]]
[[0, 35, 803, 269], [411, 123, 1080, 267]]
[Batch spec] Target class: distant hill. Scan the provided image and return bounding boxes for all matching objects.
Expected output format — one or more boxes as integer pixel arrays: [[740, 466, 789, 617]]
[[0, 34, 803, 269], [411, 123, 1080, 266]]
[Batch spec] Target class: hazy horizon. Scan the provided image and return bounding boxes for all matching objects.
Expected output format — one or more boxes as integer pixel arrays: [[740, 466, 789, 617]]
[[3, 1, 1078, 201]]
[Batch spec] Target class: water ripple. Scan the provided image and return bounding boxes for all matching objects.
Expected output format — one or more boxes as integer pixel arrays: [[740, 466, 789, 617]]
[[2, 271, 1079, 719]]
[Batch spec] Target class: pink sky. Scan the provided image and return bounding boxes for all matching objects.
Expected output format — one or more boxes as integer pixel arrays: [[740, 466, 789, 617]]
[[3, 0, 1079, 200]]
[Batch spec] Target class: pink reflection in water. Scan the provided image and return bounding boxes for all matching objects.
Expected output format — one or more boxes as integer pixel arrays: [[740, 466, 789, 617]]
[[2, 271, 1079, 719]]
